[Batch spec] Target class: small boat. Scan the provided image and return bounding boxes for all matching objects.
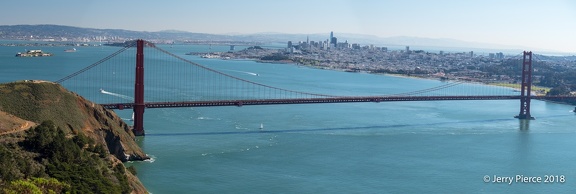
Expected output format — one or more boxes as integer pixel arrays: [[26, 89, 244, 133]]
[[64, 48, 76, 52]]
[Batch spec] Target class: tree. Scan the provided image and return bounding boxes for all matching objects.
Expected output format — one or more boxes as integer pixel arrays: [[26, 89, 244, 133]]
[[547, 85, 571, 96], [13, 121, 131, 193], [2, 177, 70, 194]]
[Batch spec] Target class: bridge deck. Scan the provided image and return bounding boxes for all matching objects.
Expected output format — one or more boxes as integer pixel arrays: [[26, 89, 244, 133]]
[[100, 95, 576, 109], [98, 95, 555, 109]]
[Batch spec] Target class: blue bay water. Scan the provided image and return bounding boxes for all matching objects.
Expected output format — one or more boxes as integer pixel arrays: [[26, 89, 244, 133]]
[[1, 42, 576, 193]]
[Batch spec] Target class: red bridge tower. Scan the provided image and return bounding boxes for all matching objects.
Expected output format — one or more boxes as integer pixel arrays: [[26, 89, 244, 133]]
[[515, 51, 534, 120], [133, 40, 146, 136]]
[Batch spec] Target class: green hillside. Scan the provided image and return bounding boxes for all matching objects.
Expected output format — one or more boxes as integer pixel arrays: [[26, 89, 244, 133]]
[[0, 81, 88, 132], [0, 80, 148, 193]]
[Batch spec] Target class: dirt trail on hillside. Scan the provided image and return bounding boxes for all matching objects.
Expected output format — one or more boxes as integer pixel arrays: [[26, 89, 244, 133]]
[[0, 111, 36, 135]]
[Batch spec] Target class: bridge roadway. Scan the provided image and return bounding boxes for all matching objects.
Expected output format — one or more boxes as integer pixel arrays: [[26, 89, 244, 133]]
[[99, 95, 576, 109], [95, 95, 571, 109], [100, 95, 576, 109]]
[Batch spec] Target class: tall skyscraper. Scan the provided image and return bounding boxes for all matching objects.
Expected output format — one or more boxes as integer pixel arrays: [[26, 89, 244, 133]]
[[330, 31, 333, 42], [330, 31, 337, 47]]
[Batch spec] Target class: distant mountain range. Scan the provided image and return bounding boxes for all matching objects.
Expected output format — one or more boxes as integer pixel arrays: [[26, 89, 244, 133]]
[[0, 24, 231, 41], [0, 24, 565, 54]]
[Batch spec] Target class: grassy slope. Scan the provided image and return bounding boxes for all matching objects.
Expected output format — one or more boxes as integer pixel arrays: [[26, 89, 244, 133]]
[[0, 81, 87, 132]]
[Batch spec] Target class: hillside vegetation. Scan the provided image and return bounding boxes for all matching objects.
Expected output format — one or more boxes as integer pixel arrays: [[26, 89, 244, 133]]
[[0, 81, 148, 193], [1, 121, 131, 193], [0, 81, 147, 161]]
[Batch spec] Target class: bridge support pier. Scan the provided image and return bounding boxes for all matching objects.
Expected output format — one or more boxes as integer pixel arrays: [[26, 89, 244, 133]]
[[515, 51, 535, 120], [133, 39, 145, 136]]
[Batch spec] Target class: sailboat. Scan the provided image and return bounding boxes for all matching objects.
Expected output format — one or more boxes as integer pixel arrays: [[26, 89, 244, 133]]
[[130, 112, 134, 121], [259, 123, 264, 130]]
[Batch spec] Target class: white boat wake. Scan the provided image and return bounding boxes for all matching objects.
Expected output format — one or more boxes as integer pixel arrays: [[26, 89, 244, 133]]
[[122, 113, 135, 121], [100, 89, 134, 100], [221, 69, 259, 76]]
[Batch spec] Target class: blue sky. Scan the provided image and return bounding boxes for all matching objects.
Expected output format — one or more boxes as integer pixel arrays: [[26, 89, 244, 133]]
[[1, 0, 575, 52]]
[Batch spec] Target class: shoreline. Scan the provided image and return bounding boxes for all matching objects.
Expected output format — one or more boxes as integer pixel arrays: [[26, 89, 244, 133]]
[[214, 55, 554, 96], [191, 51, 572, 104]]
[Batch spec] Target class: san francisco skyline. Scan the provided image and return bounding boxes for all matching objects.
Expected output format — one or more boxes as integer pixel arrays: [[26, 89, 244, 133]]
[[1, 0, 575, 53]]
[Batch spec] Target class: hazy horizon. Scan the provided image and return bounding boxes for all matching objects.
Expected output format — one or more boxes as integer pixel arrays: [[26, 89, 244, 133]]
[[1, 0, 575, 53]]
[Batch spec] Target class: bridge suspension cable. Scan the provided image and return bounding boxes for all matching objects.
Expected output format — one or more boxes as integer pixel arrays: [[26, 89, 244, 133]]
[[388, 81, 466, 96], [149, 44, 339, 98], [53, 40, 534, 106], [55, 42, 137, 84]]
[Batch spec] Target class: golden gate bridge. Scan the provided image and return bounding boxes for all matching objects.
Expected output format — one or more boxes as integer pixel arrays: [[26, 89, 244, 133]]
[[54, 40, 576, 136]]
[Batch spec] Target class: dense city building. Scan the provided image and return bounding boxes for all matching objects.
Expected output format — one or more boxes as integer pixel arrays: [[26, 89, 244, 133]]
[[201, 31, 576, 96]]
